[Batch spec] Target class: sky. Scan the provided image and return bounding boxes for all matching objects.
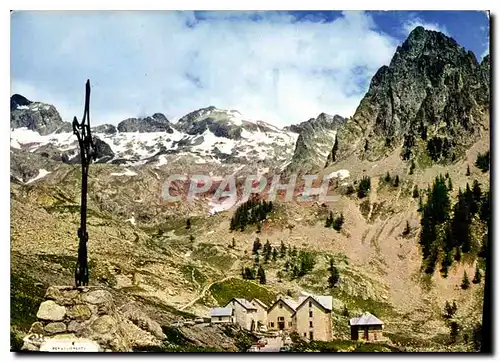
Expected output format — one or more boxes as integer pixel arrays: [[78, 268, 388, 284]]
[[10, 10, 490, 127]]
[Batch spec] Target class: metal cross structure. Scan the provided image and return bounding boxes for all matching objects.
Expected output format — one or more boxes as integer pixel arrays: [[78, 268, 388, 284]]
[[72, 80, 96, 287]]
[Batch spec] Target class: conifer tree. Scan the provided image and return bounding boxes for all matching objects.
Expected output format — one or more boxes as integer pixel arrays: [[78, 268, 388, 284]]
[[447, 178, 453, 191], [186, 218, 191, 230], [454, 246, 462, 262], [413, 186, 419, 198], [466, 165, 471, 176], [461, 271, 470, 290], [403, 221, 410, 236], [450, 321, 460, 343], [342, 305, 349, 317], [252, 238, 262, 254], [231, 237, 236, 248], [189, 234, 195, 242], [393, 175, 400, 187], [257, 266, 266, 284], [473, 264, 482, 284], [272, 247, 278, 262], [325, 212, 333, 228], [384, 171, 391, 183], [280, 241, 287, 258]]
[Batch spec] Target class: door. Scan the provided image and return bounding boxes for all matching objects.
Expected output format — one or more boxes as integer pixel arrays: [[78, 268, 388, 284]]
[[278, 322, 285, 330]]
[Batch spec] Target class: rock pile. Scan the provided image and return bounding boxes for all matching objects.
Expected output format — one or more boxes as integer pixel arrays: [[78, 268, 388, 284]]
[[22, 286, 166, 352]]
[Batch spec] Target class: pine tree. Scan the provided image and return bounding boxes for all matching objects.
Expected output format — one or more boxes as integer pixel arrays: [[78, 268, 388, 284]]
[[454, 246, 462, 262], [272, 247, 278, 262], [466, 165, 471, 176], [327, 259, 340, 287], [447, 178, 453, 191], [384, 171, 391, 183], [412, 186, 419, 198], [189, 234, 195, 242], [472, 264, 482, 284], [450, 321, 460, 343], [280, 241, 287, 258], [332, 213, 344, 231], [257, 266, 266, 284], [342, 305, 349, 317], [186, 218, 191, 230], [393, 175, 400, 187], [409, 160, 415, 175], [402, 221, 410, 236], [443, 301, 456, 319], [231, 237, 236, 248], [257, 222, 262, 233], [252, 238, 262, 254], [325, 212, 333, 228], [461, 271, 470, 290]]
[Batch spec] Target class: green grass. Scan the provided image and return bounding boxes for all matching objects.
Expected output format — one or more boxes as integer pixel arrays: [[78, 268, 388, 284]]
[[10, 273, 46, 331], [208, 278, 276, 306], [180, 265, 208, 286], [191, 243, 236, 271]]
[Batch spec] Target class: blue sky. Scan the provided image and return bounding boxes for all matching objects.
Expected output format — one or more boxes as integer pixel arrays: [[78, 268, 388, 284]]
[[11, 10, 489, 126]]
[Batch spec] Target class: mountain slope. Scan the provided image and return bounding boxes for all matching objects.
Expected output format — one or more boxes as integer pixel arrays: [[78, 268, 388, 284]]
[[326, 26, 490, 167]]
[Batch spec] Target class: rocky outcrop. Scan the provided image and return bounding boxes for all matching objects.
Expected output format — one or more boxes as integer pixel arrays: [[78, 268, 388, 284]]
[[22, 286, 166, 352], [117, 113, 173, 133], [326, 26, 490, 166], [11, 95, 69, 136], [92, 124, 117, 135], [285, 113, 346, 174]]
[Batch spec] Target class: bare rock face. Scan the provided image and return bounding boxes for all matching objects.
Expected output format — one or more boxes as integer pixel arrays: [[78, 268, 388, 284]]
[[284, 113, 347, 174], [327, 26, 490, 166], [10, 95, 70, 136], [22, 286, 166, 352], [117, 113, 173, 133]]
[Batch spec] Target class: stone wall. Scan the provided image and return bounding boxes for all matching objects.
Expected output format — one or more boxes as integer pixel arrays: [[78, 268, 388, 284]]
[[21, 286, 166, 352]]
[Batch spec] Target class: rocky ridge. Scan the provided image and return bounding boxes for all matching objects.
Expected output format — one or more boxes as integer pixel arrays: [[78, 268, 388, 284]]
[[327, 26, 490, 166]]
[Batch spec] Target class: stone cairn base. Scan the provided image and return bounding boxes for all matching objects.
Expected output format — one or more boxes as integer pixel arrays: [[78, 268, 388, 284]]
[[22, 286, 166, 352]]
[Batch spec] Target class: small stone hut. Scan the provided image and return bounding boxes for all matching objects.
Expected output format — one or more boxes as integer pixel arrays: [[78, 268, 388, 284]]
[[349, 312, 384, 342]]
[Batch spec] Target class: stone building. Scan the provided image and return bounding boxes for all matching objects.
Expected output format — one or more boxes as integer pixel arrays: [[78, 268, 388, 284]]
[[209, 307, 234, 324], [267, 297, 298, 332], [349, 312, 384, 341], [251, 299, 268, 330], [224, 298, 257, 331], [293, 295, 333, 341]]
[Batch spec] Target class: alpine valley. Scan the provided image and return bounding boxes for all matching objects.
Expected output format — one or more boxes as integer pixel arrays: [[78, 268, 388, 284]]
[[10, 27, 490, 352]]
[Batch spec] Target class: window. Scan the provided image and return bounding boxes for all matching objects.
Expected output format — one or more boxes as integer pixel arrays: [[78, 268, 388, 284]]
[[270, 322, 274, 328], [309, 321, 313, 328], [303, 333, 307, 337], [309, 332, 314, 340], [309, 301, 312, 308], [309, 311, 313, 318], [218, 317, 222, 321], [289, 322, 292, 327], [278, 317, 284, 321], [279, 304, 283, 309]]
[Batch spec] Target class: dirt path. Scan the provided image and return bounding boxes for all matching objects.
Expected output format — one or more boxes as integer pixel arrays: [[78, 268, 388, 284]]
[[179, 276, 232, 311]]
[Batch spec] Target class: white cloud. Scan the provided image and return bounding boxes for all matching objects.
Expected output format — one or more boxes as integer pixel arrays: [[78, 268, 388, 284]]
[[401, 16, 449, 37], [11, 11, 399, 127]]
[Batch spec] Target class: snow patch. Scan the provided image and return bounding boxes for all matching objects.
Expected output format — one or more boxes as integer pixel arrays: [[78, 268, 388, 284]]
[[326, 169, 350, 180], [110, 168, 137, 177], [25, 169, 51, 184]]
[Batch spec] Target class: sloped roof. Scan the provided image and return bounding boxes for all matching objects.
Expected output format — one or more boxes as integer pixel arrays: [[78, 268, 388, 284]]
[[296, 295, 333, 312], [252, 298, 268, 309], [269, 297, 298, 312], [232, 298, 257, 310], [282, 298, 298, 310], [349, 312, 384, 326], [209, 307, 233, 317]]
